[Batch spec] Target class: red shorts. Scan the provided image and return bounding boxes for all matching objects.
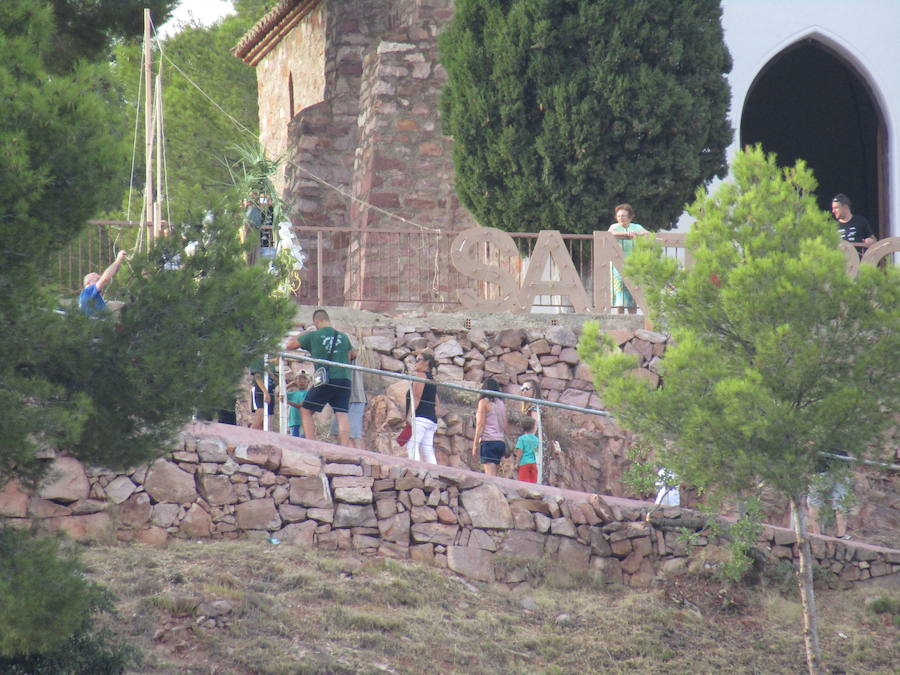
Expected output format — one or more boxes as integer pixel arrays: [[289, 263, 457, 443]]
[[517, 463, 537, 483]]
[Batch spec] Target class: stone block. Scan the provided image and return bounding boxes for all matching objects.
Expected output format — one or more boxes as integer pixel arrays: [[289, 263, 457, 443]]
[[28, 497, 70, 518], [278, 504, 307, 523], [378, 511, 411, 543], [234, 444, 282, 471], [591, 556, 624, 584], [289, 475, 333, 508], [411, 522, 458, 546], [144, 459, 198, 504], [333, 503, 377, 528], [334, 487, 374, 504], [280, 448, 322, 477], [181, 503, 213, 537], [38, 456, 90, 504], [410, 543, 434, 564], [325, 463, 364, 477], [235, 499, 281, 531], [557, 538, 590, 569], [105, 476, 137, 504], [468, 528, 497, 551], [550, 518, 577, 538], [151, 502, 179, 528], [447, 545, 495, 582], [307, 507, 334, 523], [133, 526, 168, 547], [460, 484, 513, 529], [196, 439, 228, 463], [411, 506, 437, 523], [199, 475, 238, 506], [45, 512, 112, 542], [118, 492, 151, 528], [0, 480, 28, 517], [499, 530, 545, 558]]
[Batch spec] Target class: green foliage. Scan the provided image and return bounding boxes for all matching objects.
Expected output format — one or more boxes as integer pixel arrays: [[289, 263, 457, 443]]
[[439, 0, 732, 233], [111, 4, 263, 227], [46, 0, 177, 73], [579, 146, 900, 501], [0, 527, 137, 672]]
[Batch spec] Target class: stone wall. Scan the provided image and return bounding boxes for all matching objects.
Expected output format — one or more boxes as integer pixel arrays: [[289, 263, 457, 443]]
[[2, 425, 897, 589]]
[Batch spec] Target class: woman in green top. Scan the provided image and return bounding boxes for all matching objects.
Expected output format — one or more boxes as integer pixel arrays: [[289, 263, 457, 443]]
[[608, 203, 648, 314]]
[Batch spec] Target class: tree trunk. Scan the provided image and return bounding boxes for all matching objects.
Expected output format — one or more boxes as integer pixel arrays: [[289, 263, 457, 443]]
[[790, 494, 824, 675]]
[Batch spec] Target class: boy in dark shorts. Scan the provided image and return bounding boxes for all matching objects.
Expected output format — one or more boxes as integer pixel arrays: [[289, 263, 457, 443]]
[[286, 309, 357, 446]]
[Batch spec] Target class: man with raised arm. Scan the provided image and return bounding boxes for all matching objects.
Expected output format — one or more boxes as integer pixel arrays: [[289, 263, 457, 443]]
[[78, 250, 127, 316]]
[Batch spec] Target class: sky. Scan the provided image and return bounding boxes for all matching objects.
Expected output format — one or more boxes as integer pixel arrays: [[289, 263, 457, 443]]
[[159, 0, 236, 38]]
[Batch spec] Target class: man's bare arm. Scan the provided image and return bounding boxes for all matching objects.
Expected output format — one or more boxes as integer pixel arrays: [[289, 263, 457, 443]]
[[96, 251, 127, 291]]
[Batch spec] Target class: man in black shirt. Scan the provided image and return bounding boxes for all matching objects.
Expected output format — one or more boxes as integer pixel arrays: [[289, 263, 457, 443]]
[[831, 194, 876, 254]]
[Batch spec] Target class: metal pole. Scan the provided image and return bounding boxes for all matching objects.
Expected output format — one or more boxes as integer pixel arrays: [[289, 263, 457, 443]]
[[278, 355, 287, 434], [279, 351, 612, 417], [262, 354, 269, 432], [317, 231, 324, 307]]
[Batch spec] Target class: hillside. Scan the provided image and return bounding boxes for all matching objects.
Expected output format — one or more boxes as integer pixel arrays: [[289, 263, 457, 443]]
[[82, 539, 898, 674]]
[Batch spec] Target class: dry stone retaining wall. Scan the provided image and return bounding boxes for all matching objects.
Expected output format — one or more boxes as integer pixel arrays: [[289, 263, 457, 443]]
[[2, 426, 897, 589]]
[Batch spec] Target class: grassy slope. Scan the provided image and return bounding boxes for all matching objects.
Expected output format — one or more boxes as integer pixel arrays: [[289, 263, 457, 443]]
[[82, 540, 899, 674]]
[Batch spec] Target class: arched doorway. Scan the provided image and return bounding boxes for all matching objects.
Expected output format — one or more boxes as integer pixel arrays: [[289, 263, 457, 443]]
[[741, 39, 888, 236]]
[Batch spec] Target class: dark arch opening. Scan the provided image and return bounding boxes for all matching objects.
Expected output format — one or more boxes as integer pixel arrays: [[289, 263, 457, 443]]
[[741, 40, 888, 236]]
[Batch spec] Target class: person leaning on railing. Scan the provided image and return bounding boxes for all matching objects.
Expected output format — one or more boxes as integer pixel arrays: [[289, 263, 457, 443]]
[[832, 193, 877, 257]]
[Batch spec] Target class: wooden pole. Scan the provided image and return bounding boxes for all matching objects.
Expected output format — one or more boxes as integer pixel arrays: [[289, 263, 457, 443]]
[[155, 70, 163, 238], [143, 9, 154, 245]]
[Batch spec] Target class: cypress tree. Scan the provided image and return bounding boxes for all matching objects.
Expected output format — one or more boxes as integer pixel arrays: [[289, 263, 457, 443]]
[[439, 0, 733, 233]]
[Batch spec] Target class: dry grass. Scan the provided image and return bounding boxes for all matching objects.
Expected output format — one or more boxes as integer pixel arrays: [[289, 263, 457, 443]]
[[79, 540, 899, 674]]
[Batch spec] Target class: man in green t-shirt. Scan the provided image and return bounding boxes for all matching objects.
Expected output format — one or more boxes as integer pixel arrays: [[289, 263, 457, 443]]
[[286, 309, 357, 446]]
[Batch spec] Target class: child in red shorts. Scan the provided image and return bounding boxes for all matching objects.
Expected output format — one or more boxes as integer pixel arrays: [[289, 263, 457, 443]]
[[514, 417, 539, 483]]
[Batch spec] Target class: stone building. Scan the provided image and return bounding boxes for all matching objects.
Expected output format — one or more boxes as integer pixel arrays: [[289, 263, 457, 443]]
[[236, 0, 900, 311], [234, 0, 477, 311]]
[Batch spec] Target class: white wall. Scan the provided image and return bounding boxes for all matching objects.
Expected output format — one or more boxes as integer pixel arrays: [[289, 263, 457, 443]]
[[721, 0, 899, 237]]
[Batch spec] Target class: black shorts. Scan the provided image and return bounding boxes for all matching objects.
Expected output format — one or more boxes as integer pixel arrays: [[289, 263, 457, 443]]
[[479, 440, 506, 465], [251, 382, 275, 411], [302, 378, 351, 414]]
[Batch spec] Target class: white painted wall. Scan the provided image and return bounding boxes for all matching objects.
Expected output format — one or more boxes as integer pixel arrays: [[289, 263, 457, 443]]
[[678, 0, 899, 236]]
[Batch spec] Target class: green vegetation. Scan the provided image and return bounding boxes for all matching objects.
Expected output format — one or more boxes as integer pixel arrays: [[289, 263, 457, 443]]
[[439, 0, 732, 233], [77, 539, 900, 674], [579, 146, 900, 672], [0, 1, 294, 666]]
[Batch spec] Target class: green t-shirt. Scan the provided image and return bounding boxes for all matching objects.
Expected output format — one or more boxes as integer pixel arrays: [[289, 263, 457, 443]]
[[298, 327, 353, 380], [515, 433, 539, 466]]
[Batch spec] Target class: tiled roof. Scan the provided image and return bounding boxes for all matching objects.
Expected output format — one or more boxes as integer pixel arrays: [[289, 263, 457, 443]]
[[233, 0, 321, 65]]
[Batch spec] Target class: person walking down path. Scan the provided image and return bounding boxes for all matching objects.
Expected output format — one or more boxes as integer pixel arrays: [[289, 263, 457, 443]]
[[408, 351, 439, 464], [514, 417, 539, 483], [471, 378, 508, 477], [331, 366, 366, 449], [285, 309, 356, 447]]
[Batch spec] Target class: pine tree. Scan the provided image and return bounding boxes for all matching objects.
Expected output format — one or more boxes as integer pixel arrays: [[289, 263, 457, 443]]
[[0, 2, 295, 662], [439, 0, 733, 233], [579, 146, 900, 673]]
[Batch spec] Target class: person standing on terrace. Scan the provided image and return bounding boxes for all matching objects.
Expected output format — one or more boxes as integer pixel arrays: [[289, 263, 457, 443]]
[[471, 378, 508, 477], [608, 203, 648, 314]]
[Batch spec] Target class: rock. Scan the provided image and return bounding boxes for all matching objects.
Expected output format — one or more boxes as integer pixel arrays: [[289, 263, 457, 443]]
[[181, 503, 213, 537], [38, 456, 89, 504], [468, 528, 497, 551], [198, 475, 237, 506], [235, 498, 281, 530], [105, 476, 137, 504], [152, 503, 180, 528], [591, 556, 624, 584], [333, 503, 377, 528], [436, 364, 465, 380], [196, 439, 229, 463], [500, 351, 529, 373], [134, 526, 168, 547], [289, 475, 333, 508], [635, 328, 667, 344], [364, 335, 395, 352], [558, 389, 591, 408], [460, 484, 513, 529], [0, 480, 28, 517], [144, 459, 198, 504], [411, 522, 458, 546], [550, 517, 577, 538], [546, 325, 578, 347], [557, 538, 590, 568], [118, 492, 151, 528], [278, 504, 308, 522], [325, 463, 364, 476], [447, 546, 494, 582], [276, 520, 316, 546], [280, 448, 322, 477], [45, 512, 112, 542], [378, 511, 411, 543], [334, 486, 374, 504], [434, 339, 464, 359], [499, 530, 545, 558], [234, 445, 282, 471], [497, 329, 525, 349], [558, 347, 581, 365], [28, 497, 71, 518]]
